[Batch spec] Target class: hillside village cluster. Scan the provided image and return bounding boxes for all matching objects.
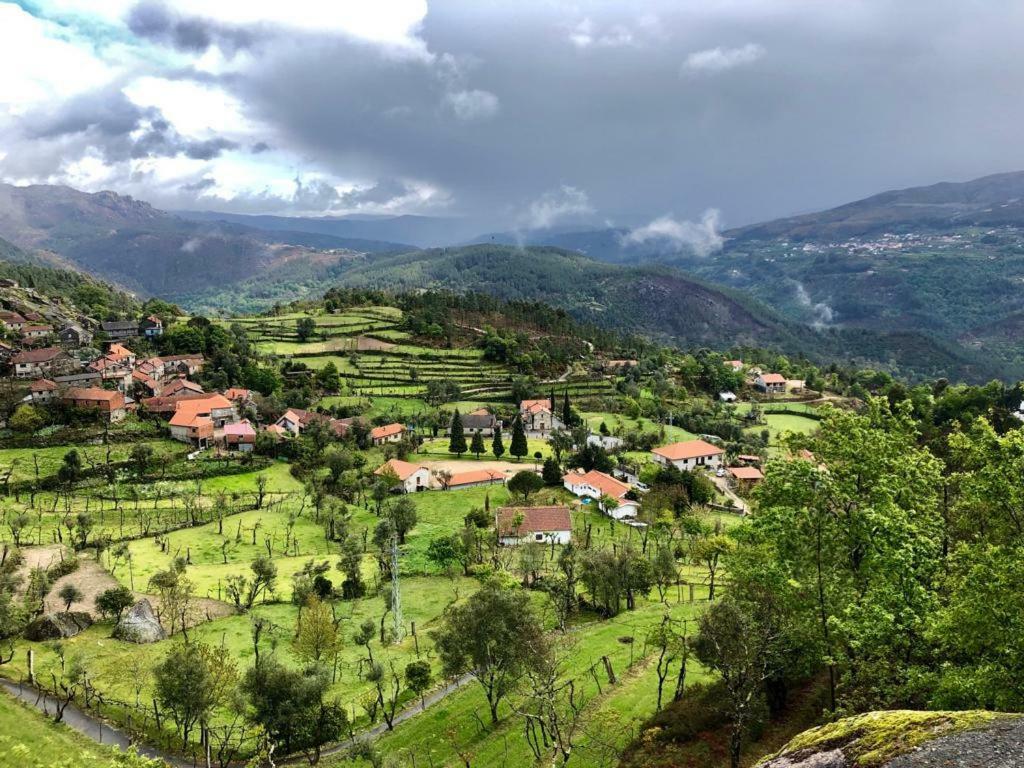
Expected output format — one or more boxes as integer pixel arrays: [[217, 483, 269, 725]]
[[0, 297, 809, 547]]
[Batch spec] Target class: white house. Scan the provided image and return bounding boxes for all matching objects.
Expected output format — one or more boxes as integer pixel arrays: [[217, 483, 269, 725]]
[[497, 506, 572, 546], [651, 439, 724, 472], [754, 373, 787, 394], [375, 458, 431, 493], [370, 423, 406, 446], [12, 347, 66, 378], [562, 469, 640, 520], [586, 433, 624, 451]]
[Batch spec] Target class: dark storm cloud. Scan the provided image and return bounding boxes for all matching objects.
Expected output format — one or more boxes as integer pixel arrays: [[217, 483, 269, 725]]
[[127, 1, 255, 53], [207, 0, 1024, 226], [17, 85, 238, 166]]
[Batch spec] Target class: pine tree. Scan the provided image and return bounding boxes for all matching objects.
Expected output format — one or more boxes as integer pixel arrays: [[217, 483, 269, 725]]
[[471, 430, 485, 459], [448, 410, 467, 456], [562, 391, 572, 427], [492, 425, 505, 459], [550, 391, 556, 411], [510, 413, 528, 461], [542, 457, 562, 485]]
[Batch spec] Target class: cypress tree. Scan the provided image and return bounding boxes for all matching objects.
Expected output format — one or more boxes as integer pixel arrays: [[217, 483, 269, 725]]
[[471, 430, 485, 459], [492, 425, 505, 459], [562, 391, 572, 427], [448, 409, 467, 456], [542, 457, 562, 485], [510, 413, 528, 460]]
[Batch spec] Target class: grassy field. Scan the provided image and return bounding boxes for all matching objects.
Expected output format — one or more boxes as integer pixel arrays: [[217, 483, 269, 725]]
[[582, 412, 698, 443], [0, 689, 137, 768], [745, 413, 820, 454]]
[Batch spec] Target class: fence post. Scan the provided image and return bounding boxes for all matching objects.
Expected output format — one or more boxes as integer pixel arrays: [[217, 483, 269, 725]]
[[688, 583, 695, 603]]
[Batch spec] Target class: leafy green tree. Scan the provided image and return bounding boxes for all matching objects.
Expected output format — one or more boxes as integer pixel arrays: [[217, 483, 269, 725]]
[[405, 659, 433, 708], [10, 404, 42, 434], [387, 497, 418, 545], [315, 362, 340, 392], [0, 591, 28, 666], [434, 586, 546, 724], [296, 317, 317, 342], [130, 443, 154, 476], [491, 425, 505, 459], [95, 586, 135, 622], [508, 470, 544, 502], [154, 642, 236, 750], [241, 657, 347, 763], [58, 583, 83, 613], [448, 410, 467, 456], [510, 414, 528, 460], [470, 430, 486, 459]]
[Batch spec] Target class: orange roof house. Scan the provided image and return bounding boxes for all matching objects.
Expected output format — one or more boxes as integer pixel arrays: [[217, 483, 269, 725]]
[[497, 506, 572, 544], [651, 440, 725, 470], [369, 423, 405, 444]]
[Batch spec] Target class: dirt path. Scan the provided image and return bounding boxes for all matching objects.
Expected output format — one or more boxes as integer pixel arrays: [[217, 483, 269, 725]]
[[711, 475, 748, 515]]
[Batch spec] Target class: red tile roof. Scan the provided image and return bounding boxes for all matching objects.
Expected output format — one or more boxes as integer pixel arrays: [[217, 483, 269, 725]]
[[652, 440, 724, 461], [169, 394, 233, 428], [728, 466, 764, 481], [563, 469, 630, 499], [62, 387, 125, 412], [759, 373, 787, 384], [370, 423, 405, 440], [448, 468, 505, 487], [520, 399, 552, 414], [12, 347, 62, 364], [30, 378, 57, 391], [374, 458, 427, 481], [497, 506, 572, 535]]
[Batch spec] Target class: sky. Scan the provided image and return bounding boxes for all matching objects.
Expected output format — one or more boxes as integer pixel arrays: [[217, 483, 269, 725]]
[[2, 0, 1024, 233]]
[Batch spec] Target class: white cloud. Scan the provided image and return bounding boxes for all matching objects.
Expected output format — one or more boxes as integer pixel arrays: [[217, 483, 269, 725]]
[[522, 185, 593, 229], [0, 5, 119, 113], [443, 89, 500, 121], [123, 77, 254, 138], [623, 209, 724, 256], [568, 17, 637, 49], [681, 43, 765, 75]]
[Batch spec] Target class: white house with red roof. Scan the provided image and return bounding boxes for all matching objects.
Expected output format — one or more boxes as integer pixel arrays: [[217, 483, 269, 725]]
[[370, 423, 405, 445], [754, 373, 787, 394], [222, 420, 256, 452], [562, 468, 640, 519], [28, 378, 58, 403], [651, 439, 725, 472], [497, 506, 572, 545], [374, 458, 431, 493]]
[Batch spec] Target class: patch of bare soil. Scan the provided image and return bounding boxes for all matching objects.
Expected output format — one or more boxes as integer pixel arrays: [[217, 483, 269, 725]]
[[355, 335, 396, 351]]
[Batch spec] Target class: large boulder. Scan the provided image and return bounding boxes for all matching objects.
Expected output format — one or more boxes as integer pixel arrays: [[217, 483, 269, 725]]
[[113, 599, 167, 644], [24, 611, 93, 641]]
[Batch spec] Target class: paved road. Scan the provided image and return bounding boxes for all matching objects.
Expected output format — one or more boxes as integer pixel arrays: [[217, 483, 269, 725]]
[[1, 669, 475, 767]]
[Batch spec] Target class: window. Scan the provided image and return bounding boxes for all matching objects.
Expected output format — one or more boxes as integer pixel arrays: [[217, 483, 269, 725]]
[[534, 533, 545, 542]]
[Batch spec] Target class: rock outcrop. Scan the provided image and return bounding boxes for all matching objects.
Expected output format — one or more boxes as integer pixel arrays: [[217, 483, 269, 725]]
[[758, 710, 1023, 768], [24, 611, 93, 640], [112, 599, 166, 644]]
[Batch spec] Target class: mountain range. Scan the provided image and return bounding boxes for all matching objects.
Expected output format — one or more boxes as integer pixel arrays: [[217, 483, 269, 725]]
[[2, 173, 1024, 380]]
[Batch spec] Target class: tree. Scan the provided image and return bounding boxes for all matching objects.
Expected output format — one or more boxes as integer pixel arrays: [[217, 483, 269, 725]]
[[448, 410, 467, 456], [387, 497, 418, 545], [296, 317, 317, 342], [294, 596, 342, 667], [57, 449, 82, 486], [242, 657, 347, 763], [510, 414, 528, 460], [405, 659, 433, 708], [541, 457, 562, 485], [508, 470, 544, 502], [562, 391, 572, 427], [154, 641, 236, 750], [470, 430, 486, 459], [9, 404, 42, 434], [0, 591, 28, 666], [491, 425, 505, 459], [434, 585, 546, 724], [315, 361, 340, 392], [95, 586, 134, 622], [130, 443, 154, 476], [693, 598, 785, 768], [58, 583, 83, 613], [247, 555, 278, 608]]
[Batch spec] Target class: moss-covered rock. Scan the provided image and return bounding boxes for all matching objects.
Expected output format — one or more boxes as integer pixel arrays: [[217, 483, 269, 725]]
[[758, 710, 1009, 768]]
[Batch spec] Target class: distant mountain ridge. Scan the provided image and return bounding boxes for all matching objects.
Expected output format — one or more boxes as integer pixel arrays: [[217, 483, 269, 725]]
[[0, 183, 414, 297]]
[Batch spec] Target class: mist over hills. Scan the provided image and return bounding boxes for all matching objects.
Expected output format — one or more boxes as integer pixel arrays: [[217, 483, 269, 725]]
[[0, 173, 1022, 381]]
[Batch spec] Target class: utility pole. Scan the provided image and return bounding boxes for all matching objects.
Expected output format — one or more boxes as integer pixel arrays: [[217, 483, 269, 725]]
[[391, 531, 404, 642]]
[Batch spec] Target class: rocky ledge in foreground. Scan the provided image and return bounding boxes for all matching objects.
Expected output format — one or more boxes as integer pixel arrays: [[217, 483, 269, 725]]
[[758, 710, 1024, 768]]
